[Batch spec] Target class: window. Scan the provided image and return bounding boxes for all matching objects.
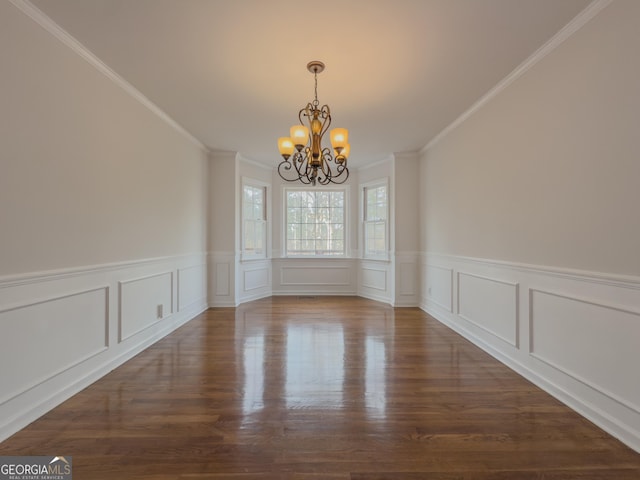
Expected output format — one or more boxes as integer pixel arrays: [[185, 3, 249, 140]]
[[285, 189, 346, 256], [242, 183, 267, 259], [363, 182, 388, 258]]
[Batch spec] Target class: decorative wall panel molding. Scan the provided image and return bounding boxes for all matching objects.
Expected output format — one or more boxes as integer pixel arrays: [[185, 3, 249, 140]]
[[237, 260, 272, 304], [0, 287, 108, 406], [243, 266, 270, 292], [118, 272, 173, 342], [361, 266, 387, 291], [457, 272, 519, 347], [272, 259, 357, 296], [215, 263, 231, 296], [0, 253, 208, 443], [281, 265, 350, 286], [394, 252, 420, 306], [208, 252, 236, 306], [425, 264, 453, 312], [421, 252, 640, 453], [398, 262, 417, 296], [358, 258, 393, 305], [530, 288, 640, 415], [177, 264, 207, 312]]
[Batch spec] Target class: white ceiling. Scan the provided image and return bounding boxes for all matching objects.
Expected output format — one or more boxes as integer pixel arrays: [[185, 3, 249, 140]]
[[30, 0, 591, 166]]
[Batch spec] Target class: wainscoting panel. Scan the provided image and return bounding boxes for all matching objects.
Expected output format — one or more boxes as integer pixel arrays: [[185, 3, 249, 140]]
[[244, 266, 269, 291], [457, 272, 518, 347], [208, 252, 235, 306], [361, 266, 387, 291], [358, 259, 392, 305], [420, 252, 640, 453], [272, 258, 357, 296], [530, 289, 640, 414], [281, 266, 350, 286], [0, 287, 108, 406], [119, 271, 173, 342], [395, 252, 420, 306], [177, 264, 207, 312], [0, 253, 208, 443], [238, 259, 272, 304], [398, 262, 417, 296], [216, 264, 230, 296], [425, 264, 453, 312]]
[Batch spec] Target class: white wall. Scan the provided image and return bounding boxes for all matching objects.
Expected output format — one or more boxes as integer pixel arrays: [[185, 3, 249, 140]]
[[420, 0, 640, 452], [0, 1, 208, 441], [393, 152, 420, 306], [208, 151, 237, 306]]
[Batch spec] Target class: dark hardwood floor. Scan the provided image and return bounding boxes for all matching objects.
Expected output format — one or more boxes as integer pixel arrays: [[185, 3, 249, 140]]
[[1, 296, 639, 479]]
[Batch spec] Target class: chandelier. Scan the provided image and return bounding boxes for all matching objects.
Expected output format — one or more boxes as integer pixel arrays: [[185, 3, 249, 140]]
[[277, 61, 350, 185]]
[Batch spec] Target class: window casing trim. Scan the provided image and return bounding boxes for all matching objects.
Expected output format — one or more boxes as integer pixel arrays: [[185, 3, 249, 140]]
[[361, 179, 390, 261], [241, 177, 270, 261], [282, 185, 350, 258]]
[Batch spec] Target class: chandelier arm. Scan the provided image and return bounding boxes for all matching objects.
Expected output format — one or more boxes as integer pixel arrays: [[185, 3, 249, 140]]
[[319, 105, 332, 140], [295, 152, 315, 185], [331, 170, 349, 184], [326, 163, 349, 184], [320, 147, 332, 173], [278, 158, 303, 183], [279, 152, 312, 184], [312, 149, 330, 185], [326, 147, 350, 184], [299, 104, 313, 126]]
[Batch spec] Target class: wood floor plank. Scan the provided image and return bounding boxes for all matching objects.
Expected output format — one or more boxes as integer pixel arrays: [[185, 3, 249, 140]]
[[1, 296, 638, 479]]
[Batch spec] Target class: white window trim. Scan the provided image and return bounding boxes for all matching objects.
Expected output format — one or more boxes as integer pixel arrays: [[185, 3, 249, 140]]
[[282, 185, 350, 258], [361, 179, 390, 261], [241, 177, 270, 262]]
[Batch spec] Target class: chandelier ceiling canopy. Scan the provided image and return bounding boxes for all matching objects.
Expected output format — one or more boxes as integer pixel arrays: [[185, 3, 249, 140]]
[[277, 61, 350, 185]]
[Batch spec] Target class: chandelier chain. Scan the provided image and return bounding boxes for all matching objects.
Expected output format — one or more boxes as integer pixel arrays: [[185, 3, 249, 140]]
[[313, 71, 319, 107]]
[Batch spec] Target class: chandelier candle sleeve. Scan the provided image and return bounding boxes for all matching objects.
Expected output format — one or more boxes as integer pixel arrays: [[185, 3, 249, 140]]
[[277, 61, 350, 186], [290, 125, 309, 150], [330, 128, 348, 151], [278, 137, 295, 159]]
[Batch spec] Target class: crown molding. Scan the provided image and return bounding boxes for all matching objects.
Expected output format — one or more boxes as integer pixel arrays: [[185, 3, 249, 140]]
[[236, 153, 273, 171], [420, 0, 613, 155], [8, 0, 209, 153]]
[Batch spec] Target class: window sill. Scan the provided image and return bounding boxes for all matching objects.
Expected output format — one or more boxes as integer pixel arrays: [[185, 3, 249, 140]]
[[240, 255, 268, 263], [278, 256, 354, 260], [362, 255, 391, 263]]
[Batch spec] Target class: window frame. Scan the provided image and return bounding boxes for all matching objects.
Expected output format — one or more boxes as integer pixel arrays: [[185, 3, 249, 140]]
[[241, 178, 269, 261], [362, 179, 389, 261], [283, 186, 349, 258]]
